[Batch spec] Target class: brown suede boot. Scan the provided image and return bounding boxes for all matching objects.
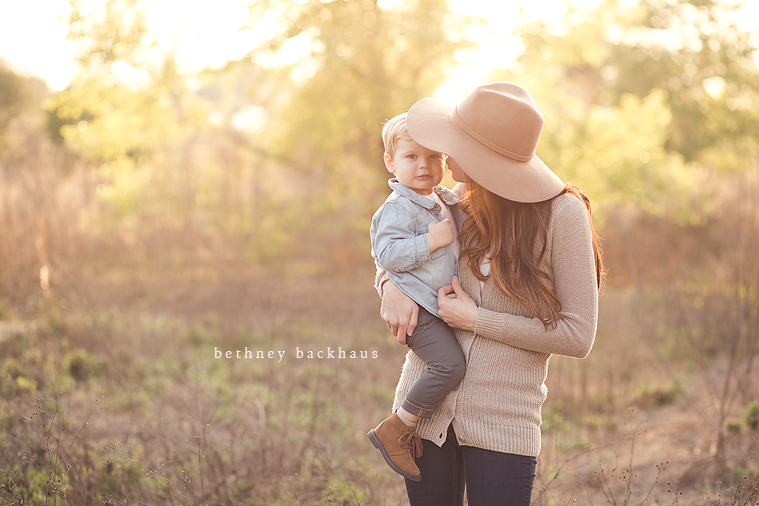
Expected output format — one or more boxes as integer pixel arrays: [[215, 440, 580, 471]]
[[368, 412, 423, 482]]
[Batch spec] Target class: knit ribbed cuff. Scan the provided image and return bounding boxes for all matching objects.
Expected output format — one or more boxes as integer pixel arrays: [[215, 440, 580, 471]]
[[375, 270, 390, 298], [474, 307, 506, 343]]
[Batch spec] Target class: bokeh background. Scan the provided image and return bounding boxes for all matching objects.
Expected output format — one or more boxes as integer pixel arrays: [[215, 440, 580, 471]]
[[1, 0, 759, 504]]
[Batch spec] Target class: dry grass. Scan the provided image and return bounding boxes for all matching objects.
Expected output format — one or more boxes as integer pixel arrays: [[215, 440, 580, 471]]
[[1, 264, 413, 505], [2, 258, 758, 505]]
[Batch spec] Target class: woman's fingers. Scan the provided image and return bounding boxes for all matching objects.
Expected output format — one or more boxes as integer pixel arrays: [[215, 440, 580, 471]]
[[438, 276, 466, 302], [437, 276, 478, 331], [408, 303, 419, 336], [393, 311, 409, 344], [451, 276, 465, 295], [380, 281, 418, 344], [438, 284, 455, 300], [392, 304, 418, 344]]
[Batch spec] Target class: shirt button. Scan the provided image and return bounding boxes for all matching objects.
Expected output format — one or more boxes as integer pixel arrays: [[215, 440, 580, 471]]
[[458, 436, 465, 443]]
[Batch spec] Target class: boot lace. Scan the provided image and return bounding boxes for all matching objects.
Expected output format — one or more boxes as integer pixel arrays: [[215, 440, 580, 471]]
[[399, 431, 423, 458]]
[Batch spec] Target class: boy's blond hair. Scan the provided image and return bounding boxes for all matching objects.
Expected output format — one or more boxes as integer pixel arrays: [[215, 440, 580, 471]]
[[382, 113, 413, 159]]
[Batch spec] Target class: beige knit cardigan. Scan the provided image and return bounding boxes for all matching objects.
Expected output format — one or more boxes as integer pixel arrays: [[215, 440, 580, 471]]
[[382, 191, 598, 458]]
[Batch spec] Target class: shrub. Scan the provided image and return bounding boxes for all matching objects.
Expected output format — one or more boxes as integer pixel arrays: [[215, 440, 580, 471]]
[[745, 401, 759, 430], [63, 348, 102, 382], [634, 382, 682, 407], [725, 419, 743, 435], [733, 467, 759, 481]]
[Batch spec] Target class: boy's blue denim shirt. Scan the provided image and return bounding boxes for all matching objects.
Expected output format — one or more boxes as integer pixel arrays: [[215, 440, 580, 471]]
[[370, 178, 466, 317]]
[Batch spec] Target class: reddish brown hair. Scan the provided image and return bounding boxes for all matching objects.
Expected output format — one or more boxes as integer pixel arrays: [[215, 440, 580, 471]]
[[459, 176, 605, 328]]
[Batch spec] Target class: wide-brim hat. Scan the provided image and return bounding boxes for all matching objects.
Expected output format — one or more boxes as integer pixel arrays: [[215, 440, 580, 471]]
[[406, 82, 564, 203]]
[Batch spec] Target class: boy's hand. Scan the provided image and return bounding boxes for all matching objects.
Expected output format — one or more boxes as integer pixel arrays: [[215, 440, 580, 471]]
[[426, 219, 454, 253]]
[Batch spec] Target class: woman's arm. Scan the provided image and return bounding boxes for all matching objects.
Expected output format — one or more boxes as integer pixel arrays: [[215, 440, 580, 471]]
[[440, 195, 598, 359]]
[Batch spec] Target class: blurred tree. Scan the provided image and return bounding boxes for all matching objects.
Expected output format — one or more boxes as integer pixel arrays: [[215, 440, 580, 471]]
[[512, 0, 759, 172], [46, 0, 156, 145], [45, 0, 478, 270], [0, 63, 80, 302], [47, 0, 316, 267], [48, 0, 216, 227], [242, 0, 477, 191], [49, 0, 170, 162], [490, 63, 697, 221], [66, 0, 155, 69], [0, 63, 47, 145]]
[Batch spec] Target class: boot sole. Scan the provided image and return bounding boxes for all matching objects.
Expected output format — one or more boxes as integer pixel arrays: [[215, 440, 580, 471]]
[[368, 429, 422, 482]]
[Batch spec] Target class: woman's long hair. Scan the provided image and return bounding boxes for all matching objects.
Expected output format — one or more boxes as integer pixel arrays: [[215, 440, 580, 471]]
[[459, 175, 605, 329]]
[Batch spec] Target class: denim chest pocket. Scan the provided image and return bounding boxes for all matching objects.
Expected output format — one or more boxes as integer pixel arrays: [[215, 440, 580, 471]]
[[429, 245, 446, 260], [414, 212, 447, 260]]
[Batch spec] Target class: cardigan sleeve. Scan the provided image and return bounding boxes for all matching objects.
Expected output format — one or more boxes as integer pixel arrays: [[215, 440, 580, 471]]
[[374, 265, 389, 298], [473, 195, 598, 359]]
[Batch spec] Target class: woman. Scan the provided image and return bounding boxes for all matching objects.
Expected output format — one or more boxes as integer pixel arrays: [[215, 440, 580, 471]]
[[377, 82, 604, 505]]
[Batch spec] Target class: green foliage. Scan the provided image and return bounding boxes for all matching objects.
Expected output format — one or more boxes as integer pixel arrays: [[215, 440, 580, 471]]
[[322, 474, 367, 505], [725, 419, 743, 435], [1, 465, 69, 506], [492, 64, 698, 219], [47, 0, 477, 264], [633, 381, 682, 407], [48, 78, 178, 165], [66, 0, 154, 69], [734, 467, 759, 481], [745, 401, 759, 430], [44, 0, 357, 267], [512, 0, 759, 169], [582, 413, 620, 431], [63, 348, 102, 382], [0, 64, 47, 138], [497, 0, 759, 228], [0, 334, 46, 398]]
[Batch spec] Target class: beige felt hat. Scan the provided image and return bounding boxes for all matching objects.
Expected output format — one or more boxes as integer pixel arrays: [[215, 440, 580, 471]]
[[406, 82, 565, 203]]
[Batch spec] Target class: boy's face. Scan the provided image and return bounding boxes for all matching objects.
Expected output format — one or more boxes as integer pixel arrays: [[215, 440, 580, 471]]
[[384, 139, 446, 196]]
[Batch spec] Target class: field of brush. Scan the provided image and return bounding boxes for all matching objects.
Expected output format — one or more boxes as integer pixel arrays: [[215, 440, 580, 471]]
[[1, 252, 758, 505]]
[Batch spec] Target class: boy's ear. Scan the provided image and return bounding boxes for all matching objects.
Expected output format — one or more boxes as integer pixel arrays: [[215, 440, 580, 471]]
[[383, 152, 394, 174]]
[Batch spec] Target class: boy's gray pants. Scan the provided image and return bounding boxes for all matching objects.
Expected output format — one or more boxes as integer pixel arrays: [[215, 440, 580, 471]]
[[401, 307, 466, 419]]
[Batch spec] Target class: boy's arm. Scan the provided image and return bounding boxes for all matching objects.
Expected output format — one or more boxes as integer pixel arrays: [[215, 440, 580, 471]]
[[372, 203, 438, 273]]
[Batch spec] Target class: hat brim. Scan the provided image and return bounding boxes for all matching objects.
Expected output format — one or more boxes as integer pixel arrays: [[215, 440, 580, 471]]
[[407, 97, 565, 203]]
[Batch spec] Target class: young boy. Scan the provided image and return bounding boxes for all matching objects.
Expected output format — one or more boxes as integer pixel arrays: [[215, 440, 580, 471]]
[[368, 113, 466, 482]]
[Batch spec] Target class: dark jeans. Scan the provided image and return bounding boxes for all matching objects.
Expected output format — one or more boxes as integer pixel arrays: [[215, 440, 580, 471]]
[[405, 427, 536, 506], [402, 308, 466, 419]]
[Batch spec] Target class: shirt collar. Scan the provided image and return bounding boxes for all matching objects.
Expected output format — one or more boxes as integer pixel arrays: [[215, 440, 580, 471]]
[[388, 178, 460, 208]]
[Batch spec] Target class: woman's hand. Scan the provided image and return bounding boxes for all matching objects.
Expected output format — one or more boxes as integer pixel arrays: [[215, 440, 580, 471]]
[[438, 276, 478, 331], [381, 281, 419, 345]]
